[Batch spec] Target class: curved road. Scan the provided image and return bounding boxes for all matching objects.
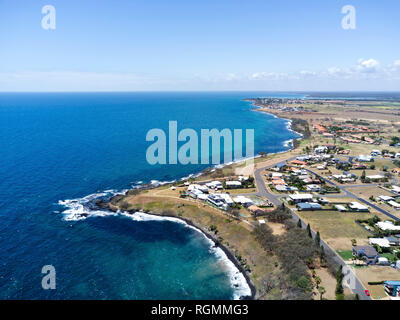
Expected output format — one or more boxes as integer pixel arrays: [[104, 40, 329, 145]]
[[252, 158, 371, 300]]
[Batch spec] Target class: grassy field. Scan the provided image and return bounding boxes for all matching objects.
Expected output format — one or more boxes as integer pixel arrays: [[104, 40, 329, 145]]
[[296, 209, 374, 250], [355, 265, 400, 299]]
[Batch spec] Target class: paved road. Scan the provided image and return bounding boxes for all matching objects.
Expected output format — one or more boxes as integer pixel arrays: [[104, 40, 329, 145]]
[[252, 158, 371, 300], [304, 169, 399, 221]]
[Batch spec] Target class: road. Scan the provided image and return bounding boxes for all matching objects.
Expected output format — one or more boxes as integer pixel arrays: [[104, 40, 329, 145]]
[[304, 169, 399, 221], [252, 158, 371, 300]]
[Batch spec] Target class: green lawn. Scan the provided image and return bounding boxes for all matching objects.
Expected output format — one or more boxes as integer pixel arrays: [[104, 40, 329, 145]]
[[381, 252, 397, 263], [337, 250, 354, 261]]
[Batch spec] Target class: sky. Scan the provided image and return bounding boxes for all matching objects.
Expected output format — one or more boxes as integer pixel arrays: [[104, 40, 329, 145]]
[[0, 0, 399, 91]]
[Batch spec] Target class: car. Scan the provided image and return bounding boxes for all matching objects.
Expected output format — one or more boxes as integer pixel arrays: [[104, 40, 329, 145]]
[[365, 290, 370, 296]]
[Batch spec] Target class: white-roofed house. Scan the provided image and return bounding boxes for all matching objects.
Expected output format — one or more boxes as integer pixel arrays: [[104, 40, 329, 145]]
[[288, 194, 313, 203], [349, 202, 369, 212], [369, 238, 391, 248], [225, 181, 242, 189], [376, 221, 400, 231]]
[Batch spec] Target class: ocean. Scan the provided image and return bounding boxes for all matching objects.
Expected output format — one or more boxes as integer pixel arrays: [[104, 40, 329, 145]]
[[0, 92, 301, 299]]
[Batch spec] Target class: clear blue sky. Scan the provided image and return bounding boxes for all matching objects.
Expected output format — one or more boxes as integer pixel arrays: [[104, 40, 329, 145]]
[[1, 0, 399, 91]]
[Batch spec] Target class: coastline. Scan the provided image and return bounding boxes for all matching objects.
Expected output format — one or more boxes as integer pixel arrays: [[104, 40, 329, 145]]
[[119, 209, 256, 300], [59, 98, 304, 300]]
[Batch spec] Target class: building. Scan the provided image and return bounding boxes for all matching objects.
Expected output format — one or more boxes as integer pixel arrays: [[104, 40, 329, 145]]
[[288, 194, 313, 203], [384, 281, 400, 298], [306, 184, 321, 192], [349, 202, 369, 212], [369, 238, 390, 248], [385, 236, 400, 246], [377, 195, 395, 202], [225, 181, 242, 189], [388, 200, 400, 210], [356, 155, 374, 162], [366, 174, 385, 182], [314, 146, 328, 154], [377, 257, 390, 265], [352, 246, 379, 265], [296, 202, 322, 211], [335, 205, 348, 212], [233, 196, 253, 207], [376, 221, 400, 231], [392, 185, 400, 194], [206, 181, 223, 190]]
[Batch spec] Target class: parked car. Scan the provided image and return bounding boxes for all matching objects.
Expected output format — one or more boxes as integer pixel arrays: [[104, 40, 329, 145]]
[[365, 290, 370, 296]]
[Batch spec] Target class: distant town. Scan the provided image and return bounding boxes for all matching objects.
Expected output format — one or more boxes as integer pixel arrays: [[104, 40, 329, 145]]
[[107, 97, 400, 300]]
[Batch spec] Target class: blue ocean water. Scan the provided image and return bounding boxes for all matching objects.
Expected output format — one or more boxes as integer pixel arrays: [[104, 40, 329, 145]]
[[0, 92, 300, 299]]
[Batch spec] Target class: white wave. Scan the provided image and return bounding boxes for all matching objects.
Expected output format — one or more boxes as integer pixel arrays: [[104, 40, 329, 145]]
[[58, 194, 252, 299], [119, 211, 252, 300]]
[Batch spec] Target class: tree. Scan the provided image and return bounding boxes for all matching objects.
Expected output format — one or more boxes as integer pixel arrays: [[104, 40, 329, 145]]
[[297, 218, 302, 228], [318, 286, 326, 300], [361, 170, 366, 182], [314, 276, 321, 289], [306, 223, 312, 238], [335, 266, 344, 295], [315, 231, 321, 247]]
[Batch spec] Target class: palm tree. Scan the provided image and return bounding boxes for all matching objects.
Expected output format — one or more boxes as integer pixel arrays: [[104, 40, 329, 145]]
[[318, 286, 326, 300], [314, 276, 321, 289]]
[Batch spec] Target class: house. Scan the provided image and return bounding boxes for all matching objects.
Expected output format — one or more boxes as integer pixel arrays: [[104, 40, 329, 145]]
[[271, 172, 283, 178], [392, 185, 400, 194], [392, 168, 400, 175], [288, 194, 313, 203], [376, 221, 400, 231], [385, 236, 400, 246], [356, 155, 374, 162], [388, 200, 400, 210], [377, 257, 390, 265], [352, 245, 379, 264], [314, 146, 328, 154], [384, 281, 400, 298], [233, 196, 253, 207], [385, 237, 400, 246], [349, 202, 369, 212], [335, 205, 348, 212], [275, 162, 287, 171], [352, 163, 366, 170], [306, 184, 321, 192], [206, 181, 223, 190], [275, 185, 290, 192], [290, 160, 307, 166], [369, 238, 391, 248], [207, 194, 227, 209], [366, 174, 385, 182], [225, 181, 242, 189], [378, 195, 395, 202], [218, 193, 234, 206], [296, 202, 322, 211]]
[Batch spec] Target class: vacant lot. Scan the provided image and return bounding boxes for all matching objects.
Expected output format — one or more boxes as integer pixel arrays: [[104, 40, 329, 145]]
[[349, 185, 400, 219], [296, 209, 374, 250], [355, 266, 400, 300]]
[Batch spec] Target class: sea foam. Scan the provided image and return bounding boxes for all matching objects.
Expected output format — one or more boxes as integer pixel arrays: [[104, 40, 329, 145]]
[[58, 194, 252, 299]]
